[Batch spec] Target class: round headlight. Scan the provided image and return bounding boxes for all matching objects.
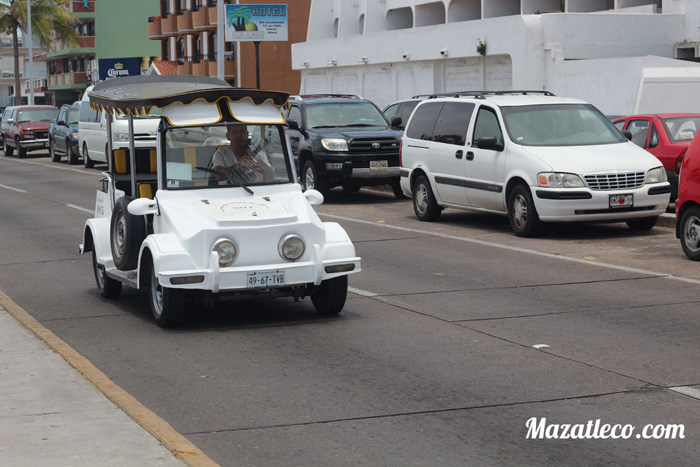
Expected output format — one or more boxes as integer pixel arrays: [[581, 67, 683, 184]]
[[213, 239, 237, 267], [279, 234, 305, 261]]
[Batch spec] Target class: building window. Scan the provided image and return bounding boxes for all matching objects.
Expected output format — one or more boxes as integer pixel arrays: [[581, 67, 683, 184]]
[[49, 61, 57, 75], [162, 39, 169, 61], [194, 35, 202, 63], [177, 36, 186, 64]]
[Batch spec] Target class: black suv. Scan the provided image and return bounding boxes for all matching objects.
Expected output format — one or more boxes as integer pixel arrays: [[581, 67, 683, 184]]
[[285, 95, 403, 198]]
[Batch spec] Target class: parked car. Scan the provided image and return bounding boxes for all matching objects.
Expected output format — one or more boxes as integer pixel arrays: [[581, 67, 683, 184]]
[[78, 85, 160, 168], [383, 96, 428, 131], [613, 114, 700, 201], [0, 106, 13, 146], [285, 94, 403, 198], [1, 105, 58, 158], [675, 132, 700, 260], [399, 91, 671, 237], [49, 103, 81, 164]]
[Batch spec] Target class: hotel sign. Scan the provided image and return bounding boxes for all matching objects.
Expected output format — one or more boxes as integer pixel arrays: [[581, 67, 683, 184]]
[[224, 4, 288, 42]]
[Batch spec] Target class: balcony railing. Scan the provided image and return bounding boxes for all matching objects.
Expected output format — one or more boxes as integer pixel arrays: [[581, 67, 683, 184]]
[[49, 71, 87, 87], [161, 14, 178, 36], [177, 61, 193, 75], [148, 18, 163, 38], [193, 7, 213, 29], [177, 11, 193, 32]]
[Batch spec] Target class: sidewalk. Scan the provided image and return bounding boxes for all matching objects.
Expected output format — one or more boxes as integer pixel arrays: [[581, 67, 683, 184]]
[[0, 298, 213, 466]]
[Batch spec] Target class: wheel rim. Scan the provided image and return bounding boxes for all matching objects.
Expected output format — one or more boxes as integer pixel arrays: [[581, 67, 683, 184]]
[[304, 166, 315, 190], [512, 194, 528, 230], [415, 183, 428, 214], [683, 215, 700, 253], [112, 214, 127, 259], [49, 142, 54, 158], [150, 267, 164, 317]]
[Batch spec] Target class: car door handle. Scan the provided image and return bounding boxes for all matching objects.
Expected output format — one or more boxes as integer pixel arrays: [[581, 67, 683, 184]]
[[455, 150, 463, 159], [466, 151, 475, 160]]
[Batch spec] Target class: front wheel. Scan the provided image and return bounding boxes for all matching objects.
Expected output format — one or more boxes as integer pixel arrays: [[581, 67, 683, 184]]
[[302, 160, 329, 196], [110, 196, 146, 271], [626, 216, 657, 231], [92, 248, 121, 299], [311, 275, 348, 316], [680, 207, 700, 261], [508, 184, 541, 237], [16, 137, 26, 158], [148, 261, 186, 327], [67, 140, 79, 165], [412, 175, 441, 221], [3, 137, 13, 157], [83, 143, 94, 168], [50, 139, 60, 162]]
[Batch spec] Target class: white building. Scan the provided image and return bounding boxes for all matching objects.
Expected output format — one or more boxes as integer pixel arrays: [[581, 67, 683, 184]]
[[292, 0, 700, 115]]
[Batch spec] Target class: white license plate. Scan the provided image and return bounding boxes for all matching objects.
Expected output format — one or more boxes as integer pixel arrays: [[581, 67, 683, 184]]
[[247, 270, 285, 288], [609, 194, 633, 208], [370, 160, 388, 171]]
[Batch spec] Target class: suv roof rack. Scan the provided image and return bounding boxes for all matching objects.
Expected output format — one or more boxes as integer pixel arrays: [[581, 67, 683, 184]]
[[290, 94, 362, 100], [413, 90, 556, 100]]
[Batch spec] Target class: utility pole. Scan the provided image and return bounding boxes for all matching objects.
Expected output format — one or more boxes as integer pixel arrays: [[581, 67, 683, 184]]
[[28, 0, 34, 105]]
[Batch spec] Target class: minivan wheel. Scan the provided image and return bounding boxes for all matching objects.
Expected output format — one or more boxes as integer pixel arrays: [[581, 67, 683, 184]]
[[626, 216, 657, 231], [412, 175, 441, 221], [508, 184, 541, 237], [680, 207, 700, 261], [83, 143, 94, 168], [3, 137, 13, 157], [302, 160, 328, 195]]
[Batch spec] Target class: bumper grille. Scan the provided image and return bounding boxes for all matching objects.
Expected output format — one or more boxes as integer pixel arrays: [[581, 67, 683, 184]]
[[35, 131, 48, 139], [349, 137, 399, 153], [584, 172, 644, 190]]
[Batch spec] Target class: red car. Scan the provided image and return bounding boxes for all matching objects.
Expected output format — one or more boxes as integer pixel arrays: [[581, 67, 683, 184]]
[[1, 105, 58, 158], [613, 113, 700, 201], [676, 132, 700, 260]]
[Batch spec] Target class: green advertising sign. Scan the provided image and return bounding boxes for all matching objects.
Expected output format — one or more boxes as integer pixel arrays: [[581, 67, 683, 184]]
[[224, 4, 288, 42]]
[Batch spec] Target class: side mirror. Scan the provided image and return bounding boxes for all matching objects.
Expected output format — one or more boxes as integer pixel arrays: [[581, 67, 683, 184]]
[[57, 120, 66, 126], [7, 118, 14, 124], [127, 197, 159, 216], [621, 130, 632, 141], [391, 115, 402, 128], [303, 188, 324, 206], [287, 119, 299, 130], [476, 136, 504, 152]]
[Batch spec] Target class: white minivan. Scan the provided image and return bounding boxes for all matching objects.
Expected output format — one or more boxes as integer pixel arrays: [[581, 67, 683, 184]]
[[78, 85, 160, 168], [399, 91, 671, 236]]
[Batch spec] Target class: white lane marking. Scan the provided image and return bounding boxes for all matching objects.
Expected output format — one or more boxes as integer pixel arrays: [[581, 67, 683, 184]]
[[348, 287, 378, 297], [0, 183, 28, 193], [66, 204, 93, 214], [320, 213, 700, 286], [669, 386, 700, 400], [3, 158, 99, 176]]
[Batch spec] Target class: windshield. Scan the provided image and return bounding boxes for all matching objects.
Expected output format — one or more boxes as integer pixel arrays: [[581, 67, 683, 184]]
[[17, 108, 58, 123], [662, 116, 700, 143], [501, 104, 626, 146], [163, 124, 294, 190], [306, 102, 388, 129], [67, 109, 79, 124]]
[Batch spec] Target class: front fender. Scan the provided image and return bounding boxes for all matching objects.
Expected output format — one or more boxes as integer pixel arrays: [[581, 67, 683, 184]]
[[137, 233, 197, 289], [80, 217, 114, 269]]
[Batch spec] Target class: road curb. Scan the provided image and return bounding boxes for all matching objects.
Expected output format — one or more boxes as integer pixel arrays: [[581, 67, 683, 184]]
[[0, 289, 219, 467], [658, 213, 675, 229]]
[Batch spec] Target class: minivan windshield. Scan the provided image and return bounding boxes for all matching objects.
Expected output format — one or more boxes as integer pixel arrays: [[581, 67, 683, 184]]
[[67, 109, 79, 124], [306, 102, 388, 129], [17, 108, 58, 123], [501, 104, 626, 146], [163, 123, 294, 190]]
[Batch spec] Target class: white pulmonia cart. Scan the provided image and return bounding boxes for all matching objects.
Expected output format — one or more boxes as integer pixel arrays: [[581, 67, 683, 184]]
[[79, 75, 360, 327]]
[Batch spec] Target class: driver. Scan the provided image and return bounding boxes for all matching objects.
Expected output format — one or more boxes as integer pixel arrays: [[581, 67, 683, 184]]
[[212, 124, 274, 184]]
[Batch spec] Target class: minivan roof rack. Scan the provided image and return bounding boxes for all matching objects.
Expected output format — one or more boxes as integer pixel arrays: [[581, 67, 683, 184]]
[[413, 90, 556, 100], [290, 94, 362, 100]]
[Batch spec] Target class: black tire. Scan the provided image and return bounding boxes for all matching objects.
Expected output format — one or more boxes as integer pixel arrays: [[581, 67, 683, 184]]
[[49, 139, 60, 162], [92, 247, 121, 299], [16, 137, 26, 158], [311, 275, 348, 316], [83, 143, 94, 168], [342, 183, 361, 193], [110, 196, 146, 271], [412, 175, 441, 221], [392, 178, 407, 199], [302, 160, 329, 196], [508, 184, 541, 237], [626, 216, 657, 231], [67, 140, 79, 165], [3, 137, 13, 157], [680, 207, 700, 261], [148, 260, 185, 327]]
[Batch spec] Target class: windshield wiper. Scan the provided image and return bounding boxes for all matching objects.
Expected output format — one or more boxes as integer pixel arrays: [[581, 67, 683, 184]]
[[195, 166, 254, 195]]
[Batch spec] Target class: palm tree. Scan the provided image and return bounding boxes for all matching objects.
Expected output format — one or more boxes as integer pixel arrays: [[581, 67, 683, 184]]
[[227, 6, 252, 31], [0, 0, 79, 105]]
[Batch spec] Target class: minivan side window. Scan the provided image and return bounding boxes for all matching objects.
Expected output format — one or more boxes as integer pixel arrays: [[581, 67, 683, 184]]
[[472, 106, 503, 146], [79, 101, 99, 123], [405, 102, 443, 141], [433, 102, 474, 146]]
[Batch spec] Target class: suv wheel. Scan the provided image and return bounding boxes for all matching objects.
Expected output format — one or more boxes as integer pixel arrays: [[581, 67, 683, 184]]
[[391, 178, 407, 199], [302, 160, 328, 195], [16, 137, 26, 158], [50, 139, 60, 162], [3, 137, 13, 157], [508, 184, 541, 237], [412, 175, 441, 221], [680, 207, 700, 261], [83, 143, 94, 168]]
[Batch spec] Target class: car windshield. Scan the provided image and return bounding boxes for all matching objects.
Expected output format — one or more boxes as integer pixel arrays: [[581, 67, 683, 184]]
[[163, 124, 294, 191], [501, 104, 626, 146], [67, 109, 79, 124], [662, 116, 700, 143], [306, 102, 388, 129], [17, 108, 58, 123]]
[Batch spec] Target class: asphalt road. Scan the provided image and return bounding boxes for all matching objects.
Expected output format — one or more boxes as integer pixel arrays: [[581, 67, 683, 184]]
[[1, 150, 699, 466]]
